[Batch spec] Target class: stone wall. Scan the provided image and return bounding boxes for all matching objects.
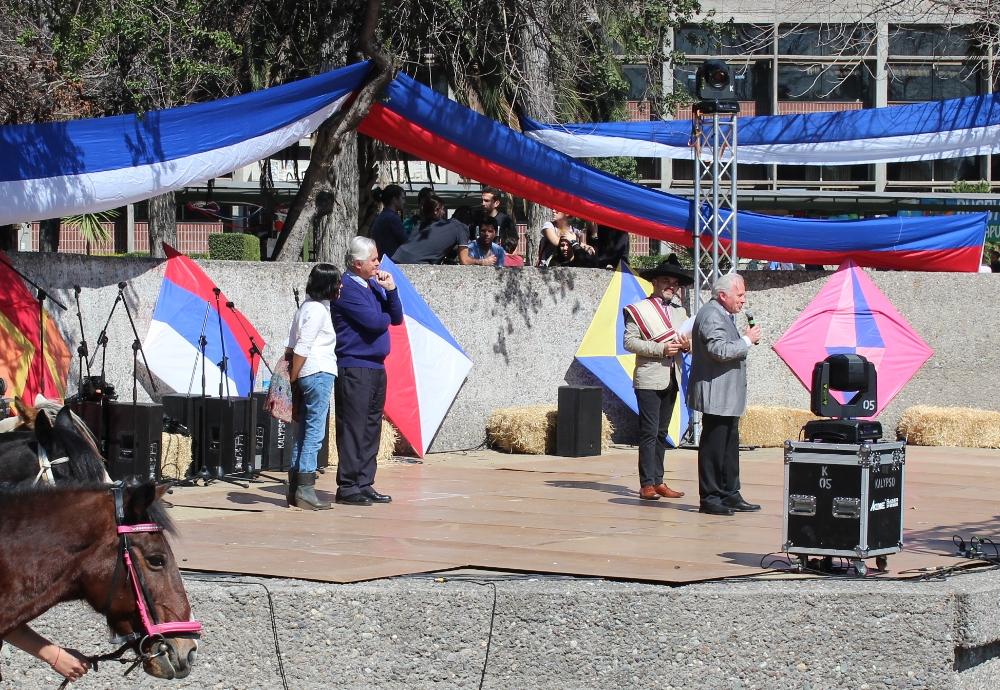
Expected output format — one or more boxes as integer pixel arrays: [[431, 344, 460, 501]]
[[8, 254, 998, 452]]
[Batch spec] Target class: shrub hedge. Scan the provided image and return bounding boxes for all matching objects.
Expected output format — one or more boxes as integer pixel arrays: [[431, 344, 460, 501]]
[[208, 233, 260, 261]]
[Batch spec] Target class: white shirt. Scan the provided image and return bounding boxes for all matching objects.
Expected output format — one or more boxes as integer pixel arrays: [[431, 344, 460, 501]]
[[286, 298, 338, 378]]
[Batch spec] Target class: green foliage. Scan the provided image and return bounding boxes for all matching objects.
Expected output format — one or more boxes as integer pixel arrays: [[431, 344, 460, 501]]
[[208, 233, 261, 261], [589, 157, 638, 182], [625, 254, 662, 271], [61, 209, 118, 247], [951, 180, 993, 194]]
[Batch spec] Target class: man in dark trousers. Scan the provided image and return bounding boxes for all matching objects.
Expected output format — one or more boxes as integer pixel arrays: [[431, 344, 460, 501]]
[[332, 236, 404, 505], [687, 273, 762, 516]]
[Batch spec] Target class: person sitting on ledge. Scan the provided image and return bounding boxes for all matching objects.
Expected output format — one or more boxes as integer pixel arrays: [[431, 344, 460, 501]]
[[466, 217, 506, 267], [548, 235, 596, 268], [392, 194, 471, 265]]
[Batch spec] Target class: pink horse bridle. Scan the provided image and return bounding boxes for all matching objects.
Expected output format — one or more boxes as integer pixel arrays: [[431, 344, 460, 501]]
[[111, 485, 202, 641]]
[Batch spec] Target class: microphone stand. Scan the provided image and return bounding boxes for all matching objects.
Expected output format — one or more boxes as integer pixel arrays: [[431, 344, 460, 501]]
[[206, 287, 249, 487], [292, 287, 301, 309], [72, 286, 91, 396], [225, 299, 283, 485]]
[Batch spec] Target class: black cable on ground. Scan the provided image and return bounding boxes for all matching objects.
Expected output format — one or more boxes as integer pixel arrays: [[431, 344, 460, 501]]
[[183, 576, 289, 690]]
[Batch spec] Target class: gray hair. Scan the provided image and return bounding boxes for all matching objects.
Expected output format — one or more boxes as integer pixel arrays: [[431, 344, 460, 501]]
[[711, 273, 744, 299], [345, 236, 377, 270]]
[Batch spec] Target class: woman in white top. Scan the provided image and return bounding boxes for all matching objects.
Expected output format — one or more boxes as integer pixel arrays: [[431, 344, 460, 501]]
[[537, 210, 595, 266], [285, 263, 341, 510]]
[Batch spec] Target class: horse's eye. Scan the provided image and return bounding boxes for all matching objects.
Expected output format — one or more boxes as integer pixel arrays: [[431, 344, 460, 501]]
[[147, 554, 167, 569]]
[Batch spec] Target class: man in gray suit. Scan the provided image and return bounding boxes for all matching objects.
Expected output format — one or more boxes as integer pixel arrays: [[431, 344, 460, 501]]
[[688, 273, 762, 516]]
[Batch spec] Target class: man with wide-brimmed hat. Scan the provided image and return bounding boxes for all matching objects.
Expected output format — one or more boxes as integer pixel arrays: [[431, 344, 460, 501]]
[[623, 256, 693, 501]]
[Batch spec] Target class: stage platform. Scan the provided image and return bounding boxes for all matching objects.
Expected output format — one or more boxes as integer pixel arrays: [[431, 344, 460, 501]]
[[165, 445, 1000, 584]]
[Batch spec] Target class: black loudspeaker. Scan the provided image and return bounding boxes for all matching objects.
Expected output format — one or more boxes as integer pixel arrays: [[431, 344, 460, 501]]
[[556, 385, 603, 457], [105, 401, 163, 483], [251, 392, 292, 471], [161, 393, 201, 432], [70, 400, 109, 456], [199, 397, 252, 477]]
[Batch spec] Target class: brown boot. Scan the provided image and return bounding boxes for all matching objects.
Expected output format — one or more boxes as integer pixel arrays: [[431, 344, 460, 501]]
[[654, 483, 685, 499], [639, 486, 660, 500]]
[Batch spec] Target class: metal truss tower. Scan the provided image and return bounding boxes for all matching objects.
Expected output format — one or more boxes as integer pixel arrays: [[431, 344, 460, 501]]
[[688, 104, 739, 444]]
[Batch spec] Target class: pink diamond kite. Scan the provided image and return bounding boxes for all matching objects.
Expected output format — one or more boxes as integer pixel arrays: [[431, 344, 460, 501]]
[[772, 260, 933, 418]]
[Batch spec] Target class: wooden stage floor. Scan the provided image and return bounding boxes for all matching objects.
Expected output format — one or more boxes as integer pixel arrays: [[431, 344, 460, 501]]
[[164, 445, 1000, 584]]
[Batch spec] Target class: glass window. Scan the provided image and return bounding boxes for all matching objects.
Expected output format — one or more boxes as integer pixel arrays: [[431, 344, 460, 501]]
[[777, 63, 870, 101], [674, 24, 772, 56], [622, 65, 651, 100], [887, 64, 980, 101], [777, 164, 874, 183], [887, 157, 982, 181], [778, 24, 876, 56], [636, 158, 661, 181], [889, 25, 972, 57]]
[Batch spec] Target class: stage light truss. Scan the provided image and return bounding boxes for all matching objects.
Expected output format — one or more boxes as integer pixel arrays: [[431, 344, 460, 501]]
[[689, 106, 739, 444]]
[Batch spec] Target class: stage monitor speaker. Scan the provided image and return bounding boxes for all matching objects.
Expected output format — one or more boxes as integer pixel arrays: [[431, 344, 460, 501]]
[[161, 393, 201, 432], [70, 400, 109, 456], [251, 392, 292, 471], [199, 397, 252, 477], [556, 385, 603, 457], [105, 401, 163, 483]]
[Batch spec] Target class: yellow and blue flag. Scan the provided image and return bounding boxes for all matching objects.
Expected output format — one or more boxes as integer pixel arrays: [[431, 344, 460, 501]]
[[575, 262, 691, 447]]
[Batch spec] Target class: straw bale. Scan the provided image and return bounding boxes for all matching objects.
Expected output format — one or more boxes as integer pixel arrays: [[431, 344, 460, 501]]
[[739, 406, 820, 447], [324, 413, 399, 465], [897, 406, 1000, 448], [487, 405, 614, 454], [160, 433, 193, 480]]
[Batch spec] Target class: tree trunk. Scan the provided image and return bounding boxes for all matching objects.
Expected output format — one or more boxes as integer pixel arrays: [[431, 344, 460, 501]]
[[39, 218, 60, 252], [516, 0, 556, 266], [273, 0, 390, 263], [148, 192, 177, 258]]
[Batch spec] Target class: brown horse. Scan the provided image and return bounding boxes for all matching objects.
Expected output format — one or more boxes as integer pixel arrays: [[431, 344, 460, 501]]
[[0, 483, 200, 679]]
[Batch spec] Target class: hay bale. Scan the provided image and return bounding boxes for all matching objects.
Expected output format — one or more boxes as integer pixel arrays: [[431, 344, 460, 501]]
[[487, 405, 614, 454], [324, 413, 399, 465], [897, 406, 1000, 448], [160, 433, 193, 480], [740, 405, 819, 447]]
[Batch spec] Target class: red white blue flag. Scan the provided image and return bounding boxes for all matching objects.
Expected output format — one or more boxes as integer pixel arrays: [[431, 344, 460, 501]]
[[143, 245, 265, 397], [379, 256, 472, 456]]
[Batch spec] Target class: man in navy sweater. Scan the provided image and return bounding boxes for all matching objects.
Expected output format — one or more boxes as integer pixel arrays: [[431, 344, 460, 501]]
[[332, 236, 404, 505]]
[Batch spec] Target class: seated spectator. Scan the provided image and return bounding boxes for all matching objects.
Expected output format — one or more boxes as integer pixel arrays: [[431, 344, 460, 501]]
[[370, 185, 406, 259], [538, 210, 594, 266], [990, 249, 1000, 273], [392, 194, 471, 265], [402, 186, 434, 237], [502, 236, 525, 267], [549, 236, 596, 268], [466, 217, 506, 266], [471, 187, 517, 248], [591, 222, 629, 269]]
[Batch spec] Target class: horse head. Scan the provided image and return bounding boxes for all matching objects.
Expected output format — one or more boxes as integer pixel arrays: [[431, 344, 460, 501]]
[[33, 406, 109, 483], [82, 484, 200, 679]]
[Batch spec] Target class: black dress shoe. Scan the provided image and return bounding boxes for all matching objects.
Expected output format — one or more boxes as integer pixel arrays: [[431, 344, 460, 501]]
[[724, 498, 761, 512], [335, 493, 373, 506], [363, 489, 392, 503], [698, 503, 735, 516]]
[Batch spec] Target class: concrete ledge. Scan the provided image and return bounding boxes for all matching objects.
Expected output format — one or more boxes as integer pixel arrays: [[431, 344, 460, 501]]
[[5, 571, 1000, 688]]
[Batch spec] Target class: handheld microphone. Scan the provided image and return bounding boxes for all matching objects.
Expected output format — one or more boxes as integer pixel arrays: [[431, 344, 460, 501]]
[[745, 309, 756, 328]]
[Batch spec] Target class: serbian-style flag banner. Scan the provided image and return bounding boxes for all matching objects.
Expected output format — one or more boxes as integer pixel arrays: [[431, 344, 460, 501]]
[[0, 251, 71, 403], [359, 72, 987, 272], [575, 263, 690, 447], [521, 94, 1000, 165], [0, 62, 371, 225], [142, 245, 265, 397], [379, 256, 472, 456], [772, 260, 933, 418]]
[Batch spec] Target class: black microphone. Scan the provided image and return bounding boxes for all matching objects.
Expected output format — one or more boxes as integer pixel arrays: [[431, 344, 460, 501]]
[[73, 285, 81, 295], [117, 281, 127, 289], [225, 301, 235, 309], [745, 308, 756, 328], [212, 287, 221, 296]]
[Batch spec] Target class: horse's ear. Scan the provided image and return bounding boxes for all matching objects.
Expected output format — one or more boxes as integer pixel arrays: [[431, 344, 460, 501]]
[[54, 406, 76, 432], [123, 484, 158, 523], [34, 409, 55, 445], [13, 397, 36, 426]]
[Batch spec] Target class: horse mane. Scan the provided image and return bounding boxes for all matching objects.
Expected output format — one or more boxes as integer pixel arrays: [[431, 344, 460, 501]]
[[0, 483, 175, 533], [45, 421, 108, 483]]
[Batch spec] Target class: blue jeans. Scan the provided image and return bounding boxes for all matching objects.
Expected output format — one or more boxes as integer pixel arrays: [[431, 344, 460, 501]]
[[290, 372, 335, 474]]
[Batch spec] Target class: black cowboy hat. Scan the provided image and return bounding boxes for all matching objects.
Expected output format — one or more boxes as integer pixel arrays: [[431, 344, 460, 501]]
[[638, 255, 694, 285]]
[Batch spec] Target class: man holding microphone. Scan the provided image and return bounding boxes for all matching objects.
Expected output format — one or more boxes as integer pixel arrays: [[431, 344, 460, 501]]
[[688, 273, 762, 516]]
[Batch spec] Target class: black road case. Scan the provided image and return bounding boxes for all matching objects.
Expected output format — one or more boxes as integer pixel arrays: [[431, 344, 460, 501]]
[[783, 440, 906, 574]]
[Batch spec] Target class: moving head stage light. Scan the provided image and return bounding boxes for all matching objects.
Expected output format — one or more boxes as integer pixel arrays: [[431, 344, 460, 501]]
[[695, 59, 739, 114], [803, 354, 882, 443]]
